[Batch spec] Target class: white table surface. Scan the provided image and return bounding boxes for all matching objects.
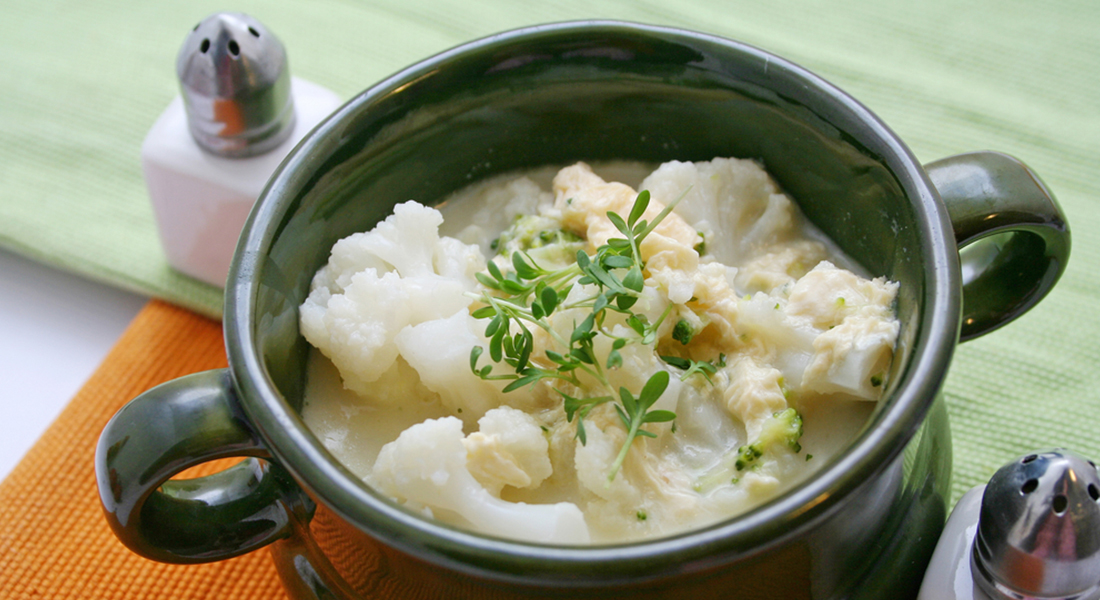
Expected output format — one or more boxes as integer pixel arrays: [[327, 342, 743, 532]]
[[0, 248, 147, 481]]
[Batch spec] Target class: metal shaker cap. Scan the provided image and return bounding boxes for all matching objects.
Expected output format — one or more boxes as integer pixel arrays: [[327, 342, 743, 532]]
[[176, 13, 296, 157], [972, 449, 1100, 600]]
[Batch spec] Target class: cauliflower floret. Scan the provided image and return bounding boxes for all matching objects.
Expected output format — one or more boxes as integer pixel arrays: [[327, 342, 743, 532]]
[[786, 261, 898, 329], [723, 357, 789, 442], [300, 202, 486, 396], [574, 419, 642, 505], [640, 157, 796, 264], [354, 201, 450, 278], [372, 417, 590, 544], [734, 240, 829, 296], [463, 407, 553, 495], [552, 162, 701, 255], [802, 315, 899, 400], [553, 162, 637, 250], [394, 310, 507, 420], [782, 261, 899, 400], [299, 269, 425, 393], [552, 163, 706, 305]]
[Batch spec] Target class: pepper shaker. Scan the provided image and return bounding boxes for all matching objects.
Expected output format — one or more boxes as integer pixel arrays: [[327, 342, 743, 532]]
[[142, 12, 342, 287], [918, 449, 1100, 600]]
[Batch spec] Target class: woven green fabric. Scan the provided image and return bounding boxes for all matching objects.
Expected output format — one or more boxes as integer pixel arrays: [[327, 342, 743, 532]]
[[2, 0, 1098, 504]]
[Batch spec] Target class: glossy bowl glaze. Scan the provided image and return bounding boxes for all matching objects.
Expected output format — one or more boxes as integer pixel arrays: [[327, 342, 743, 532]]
[[97, 21, 1069, 600]]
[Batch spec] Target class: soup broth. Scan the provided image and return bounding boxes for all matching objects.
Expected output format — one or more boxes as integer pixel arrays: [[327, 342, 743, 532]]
[[300, 158, 897, 544]]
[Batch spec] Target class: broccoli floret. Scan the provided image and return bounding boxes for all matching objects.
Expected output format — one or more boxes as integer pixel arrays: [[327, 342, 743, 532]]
[[495, 215, 582, 253], [492, 215, 585, 268], [671, 318, 696, 345], [734, 408, 804, 471], [693, 408, 806, 493]]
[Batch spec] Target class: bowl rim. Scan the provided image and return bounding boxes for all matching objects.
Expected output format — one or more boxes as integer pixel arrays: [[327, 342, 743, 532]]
[[226, 19, 961, 582]]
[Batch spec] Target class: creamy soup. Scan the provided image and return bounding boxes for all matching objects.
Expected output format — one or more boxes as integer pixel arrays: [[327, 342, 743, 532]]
[[299, 158, 898, 544]]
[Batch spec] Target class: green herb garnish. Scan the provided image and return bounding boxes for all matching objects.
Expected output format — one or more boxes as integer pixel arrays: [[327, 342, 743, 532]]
[[467, 189, 687, 480], [661, 354, 723, 384]]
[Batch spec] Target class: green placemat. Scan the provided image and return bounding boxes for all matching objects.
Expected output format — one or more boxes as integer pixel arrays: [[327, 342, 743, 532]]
[[2, 0, 1098, 504]]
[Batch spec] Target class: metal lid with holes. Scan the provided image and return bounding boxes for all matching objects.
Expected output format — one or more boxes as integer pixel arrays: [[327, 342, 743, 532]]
[[175, 12, 296, 158], [972, 449, 1100, 600]]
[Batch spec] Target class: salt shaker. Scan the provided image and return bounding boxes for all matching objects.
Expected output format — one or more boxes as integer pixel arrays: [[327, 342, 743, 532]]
[[918, 449, 1100, 600], [142, 12, 342, 287]]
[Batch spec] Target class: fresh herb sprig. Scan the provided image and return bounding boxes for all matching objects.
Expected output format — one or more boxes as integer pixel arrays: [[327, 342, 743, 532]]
[[662, 353, 727, 383], [467, 189, 687, 480], [609, 370, 676, 481]]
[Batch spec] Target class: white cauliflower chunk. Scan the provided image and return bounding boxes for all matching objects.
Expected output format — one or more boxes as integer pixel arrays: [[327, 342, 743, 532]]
[[372, 417, 590, 544], [786, 262, 900, 400], [394, 310, 507, 420], [299, 202, 485, 396], [802, 316, 899, 400], [786, 261, 898, 329], [734, 240, 829, 295], [552, 164, 702, 304], [640, 157, 796, 264], [463, 407, 553, 495], [573, 422, 641, 504], [723, 357, 789, 442]]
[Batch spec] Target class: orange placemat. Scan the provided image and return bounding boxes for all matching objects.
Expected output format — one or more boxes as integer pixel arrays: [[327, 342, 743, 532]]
[[0, 300, 286, 599]]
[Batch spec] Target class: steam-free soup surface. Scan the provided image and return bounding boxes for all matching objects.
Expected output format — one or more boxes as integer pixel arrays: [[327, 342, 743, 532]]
[[300, 159, 898, 544]]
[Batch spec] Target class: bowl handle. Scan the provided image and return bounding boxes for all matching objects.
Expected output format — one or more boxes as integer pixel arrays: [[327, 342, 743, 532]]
[[95, 369, 310, 563], [925, 151, 1070, 341]]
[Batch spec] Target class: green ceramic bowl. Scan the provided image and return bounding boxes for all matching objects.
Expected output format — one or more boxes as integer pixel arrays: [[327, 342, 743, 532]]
[[96, 21, 1069, 599]]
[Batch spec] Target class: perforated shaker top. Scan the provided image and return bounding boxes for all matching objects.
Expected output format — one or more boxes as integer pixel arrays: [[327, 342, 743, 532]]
[[175, 12, 296, 158], [973, 449, 1100, 600]]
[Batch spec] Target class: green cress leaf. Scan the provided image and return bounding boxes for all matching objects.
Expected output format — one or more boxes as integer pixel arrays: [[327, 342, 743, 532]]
[[615, 294, 638, 311], [499, 278, 528, 295], [540, 285, 558, 314], [592, 293, 609, 315], [583, 260, 625, 294], [516, 331, 533, 371], [562, 392, 613, 445], [628, 190, 650, 227], [661, 354, 720, 383], [626, 314, 648, 336], [475, 272, 501, 290], [484, 315, 502, 336], [471, 305, 496, 319], [607, 211, 631, 238], [487, 259, 504, 282], [503, 371, 541, 393], [469, 346, 483, 373], [489, 325, 506, 362], [605, 238, 632, 251], [575, 250, 591, 270], [607, 349, 623, 370], [572, 313, 595, 343], [602, 255, 634, 269], [512, 251, 541, 280], [645, 409, 677, 424], [622, 267, 644, 292], [639, 370, 670, 406]]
